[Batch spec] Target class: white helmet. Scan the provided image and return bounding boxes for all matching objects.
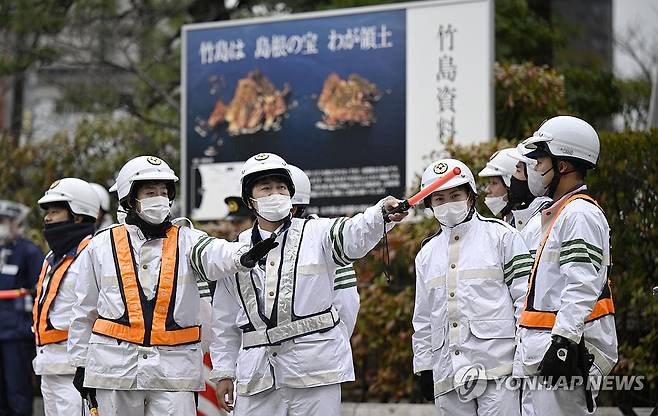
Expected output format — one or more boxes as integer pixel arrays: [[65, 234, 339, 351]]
[[112, 156, 178, 201], [524, 116, 600, 167], [507, 140, 536, 165], [90, 183, 111, 212], [240, 153, 295, 205], [421, 159, 476, 207], [0, 200, 29, 221], [478, 148, 520, 187], [38, 178, 101, 219], [289, 165, 311, 205]]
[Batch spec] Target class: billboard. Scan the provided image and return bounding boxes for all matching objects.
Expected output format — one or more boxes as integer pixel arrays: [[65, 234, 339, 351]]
[[182, 0, 493, 220]]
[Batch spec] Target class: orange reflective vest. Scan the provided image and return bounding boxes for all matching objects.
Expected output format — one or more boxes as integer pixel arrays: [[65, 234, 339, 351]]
[[33, 237, 91, 346], [92, 225, 200, 346], [520, 192, 615, 330]]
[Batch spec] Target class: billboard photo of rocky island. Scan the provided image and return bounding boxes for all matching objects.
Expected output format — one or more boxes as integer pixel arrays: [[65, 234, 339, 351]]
[[316, 72, 381, 130], [184, 9, 405, 216], [207, 70, 290, 136]]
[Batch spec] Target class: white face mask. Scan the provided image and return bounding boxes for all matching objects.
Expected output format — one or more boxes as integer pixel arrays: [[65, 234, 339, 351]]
[[484, 195, 508, 216], [0, 223, 11, 241], [137, 196, 171, 225], [432, 200, 470, 227], [527, 162, 553, 197], [253, 194, 292, 222]]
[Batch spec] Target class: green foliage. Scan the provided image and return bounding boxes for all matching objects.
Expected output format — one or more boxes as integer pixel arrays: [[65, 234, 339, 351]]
[[495, 0, 564, 65], [0, 0, 72, 74], [344, 130, 658, 406], [0, 115, 178, 248], [563, 67, 621, 126], [495, 62, 566, 139]]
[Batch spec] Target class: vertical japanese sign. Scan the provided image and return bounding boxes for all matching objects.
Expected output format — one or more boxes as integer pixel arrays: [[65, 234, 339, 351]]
[[182, 0, 492, 219]]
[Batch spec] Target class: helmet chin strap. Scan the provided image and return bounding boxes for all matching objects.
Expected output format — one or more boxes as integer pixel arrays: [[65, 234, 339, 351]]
[[545, 159, 580, 198], [544, 159, 560, 198]]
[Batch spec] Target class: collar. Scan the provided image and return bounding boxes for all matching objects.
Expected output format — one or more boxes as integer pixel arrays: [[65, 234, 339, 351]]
[[250, 219, 291, 247], [511, 196, 552, 230], [540, 184, 589, 227], [548, 184, 588, 211], [124, 223, 147, 241], [47, 237, 88, 266], [258, 227, 273, 240], [440, 211, 478, 234]]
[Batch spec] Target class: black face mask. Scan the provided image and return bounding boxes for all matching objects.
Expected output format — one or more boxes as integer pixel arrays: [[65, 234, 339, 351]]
[[508, 176, 535, 208], [125, 210, 172, 239], [43, 220, 95, 258]]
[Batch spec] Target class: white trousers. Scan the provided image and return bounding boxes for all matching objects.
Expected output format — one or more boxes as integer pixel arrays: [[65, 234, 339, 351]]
[[234, 384, 341, 416], [41, 374, 84, 416], [521, 377, 599, 416], [95, 389, 196, 416], [434, 379, 520, 416]]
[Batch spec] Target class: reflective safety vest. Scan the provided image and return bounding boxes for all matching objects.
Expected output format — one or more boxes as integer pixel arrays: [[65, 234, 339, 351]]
[[92, 225, 201, 346], [238, 219, 340, 349], [33, 237, 91, 346], [520, 192, 615, 329]]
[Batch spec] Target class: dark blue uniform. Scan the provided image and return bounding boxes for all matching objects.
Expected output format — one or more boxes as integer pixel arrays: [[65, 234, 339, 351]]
[[0, 237, 43, 416]]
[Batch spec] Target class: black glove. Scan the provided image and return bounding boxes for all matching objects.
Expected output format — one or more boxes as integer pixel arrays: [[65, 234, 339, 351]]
[[538, 335, 580, 387], [72, 367, 95, 399], [240, 235, 279, 268], [418, 370, 435, 401], [577, 338, 596, 412]]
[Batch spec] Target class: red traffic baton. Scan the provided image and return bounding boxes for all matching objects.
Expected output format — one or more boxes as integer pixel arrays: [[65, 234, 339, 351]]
[[0, 288, 30, 300], [386, 167, 462, 215]]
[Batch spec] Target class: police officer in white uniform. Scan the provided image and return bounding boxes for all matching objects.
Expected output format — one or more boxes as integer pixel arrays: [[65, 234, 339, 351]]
[[197, 153, 407, 416], [68, 155, 276, 416], [506, 143, 552, 241], [288, 164, 359, 337], [34, 178, 100, 415], [516, 116, 617, 416], [412, 159, 531, 416], [479, 148, 540, 226]]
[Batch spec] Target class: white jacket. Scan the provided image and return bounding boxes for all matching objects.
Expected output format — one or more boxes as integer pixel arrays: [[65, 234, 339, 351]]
[[67, 223, 247, 391], [33, 245, 89, 376], [517, 186, 618, 377], [412, 212, 531, 396], [202, 201, 391, 395], [306, 214, 360, 336], [511, 197, 552, 236]]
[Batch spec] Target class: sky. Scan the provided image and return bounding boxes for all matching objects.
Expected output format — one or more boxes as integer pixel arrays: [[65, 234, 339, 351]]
[[613, 0, 657, 79]]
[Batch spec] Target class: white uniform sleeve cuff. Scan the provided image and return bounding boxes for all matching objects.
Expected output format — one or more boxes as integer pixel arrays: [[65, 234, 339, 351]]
[[413, 362, 434, 374], [70, 356, 87, 368], [551, 327, 581, 344], [210, 369, 236, 383], [233, 244, 251, 273]]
